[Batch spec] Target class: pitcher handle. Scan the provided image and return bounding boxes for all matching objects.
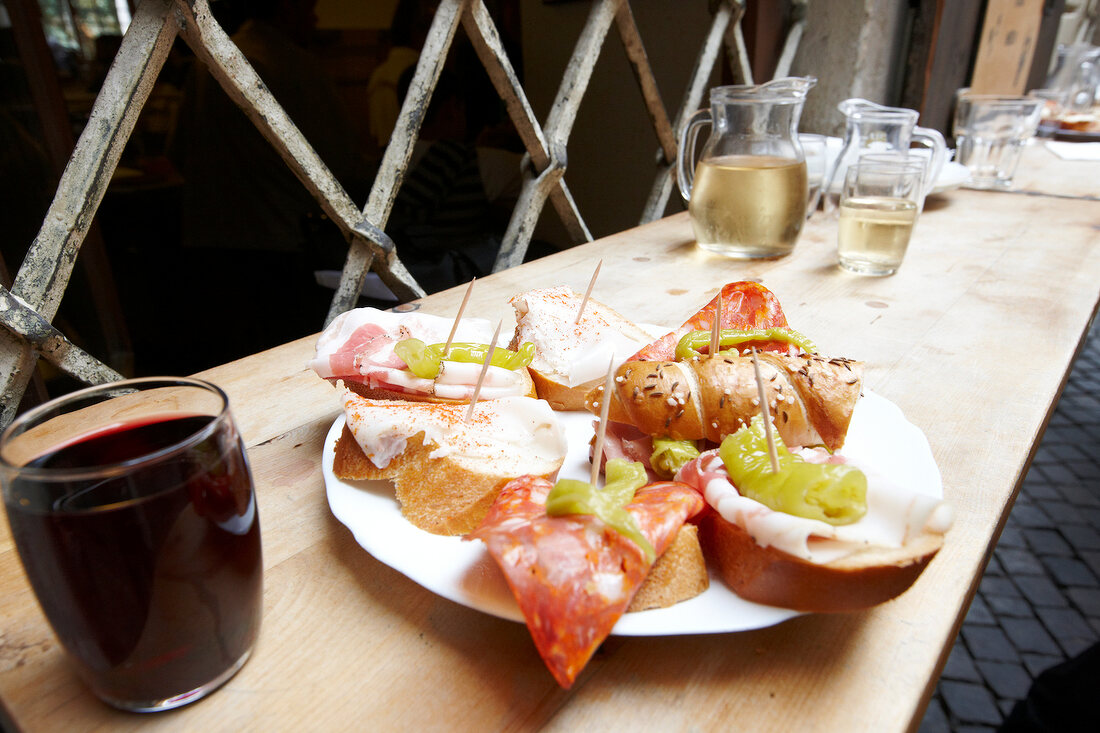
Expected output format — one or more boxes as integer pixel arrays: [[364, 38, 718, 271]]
[[912, 125, 947, 198], [677, 109, 712, 202]]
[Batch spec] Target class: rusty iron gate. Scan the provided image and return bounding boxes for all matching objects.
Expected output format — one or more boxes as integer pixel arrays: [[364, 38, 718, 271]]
[[0, 0, 759, 424]]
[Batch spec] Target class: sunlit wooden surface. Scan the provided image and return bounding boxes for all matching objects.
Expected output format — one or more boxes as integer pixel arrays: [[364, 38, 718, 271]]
[[1, 150, 1098, 732]]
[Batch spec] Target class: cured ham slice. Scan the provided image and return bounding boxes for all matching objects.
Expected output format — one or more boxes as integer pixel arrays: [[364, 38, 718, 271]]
[[630, 281, 792, 361], [466, 475, 704, 688], [309, 306, 533, 401]]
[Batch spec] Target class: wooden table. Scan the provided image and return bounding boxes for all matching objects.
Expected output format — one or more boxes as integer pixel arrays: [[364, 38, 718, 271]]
[[2, 147, 1098, 732]]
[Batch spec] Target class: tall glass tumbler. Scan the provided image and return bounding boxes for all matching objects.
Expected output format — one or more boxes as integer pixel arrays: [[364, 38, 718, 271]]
[[0, 378, 263, 712], [954, 93, 1044, 190], [837, 161, 923, 276]]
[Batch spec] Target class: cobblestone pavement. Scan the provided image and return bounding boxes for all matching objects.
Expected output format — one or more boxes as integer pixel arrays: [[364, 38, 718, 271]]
[[919, 314, 1100, 733]]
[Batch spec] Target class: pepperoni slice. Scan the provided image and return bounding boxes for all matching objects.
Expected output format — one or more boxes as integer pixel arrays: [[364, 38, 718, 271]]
[[466, 475, 704, 688], [630, 281, 791, 361]]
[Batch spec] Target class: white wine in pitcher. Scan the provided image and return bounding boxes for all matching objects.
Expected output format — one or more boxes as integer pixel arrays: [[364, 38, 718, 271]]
[[688, 155, 808, 258], [837, 196, 918, 275]]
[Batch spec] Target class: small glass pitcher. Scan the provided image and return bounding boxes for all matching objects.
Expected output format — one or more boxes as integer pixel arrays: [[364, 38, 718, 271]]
[[677, 76, 816, 258], [823, 99, 947, 202]]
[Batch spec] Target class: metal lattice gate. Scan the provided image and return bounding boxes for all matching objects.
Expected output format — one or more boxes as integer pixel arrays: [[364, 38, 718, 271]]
[[0, 0, 756, 424]]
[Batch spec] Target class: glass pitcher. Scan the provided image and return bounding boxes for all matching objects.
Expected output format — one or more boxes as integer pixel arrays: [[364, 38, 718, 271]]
[[822, 99, 947, 203], [677, 77, 816, 258], [1046, 43, 1100, 112]]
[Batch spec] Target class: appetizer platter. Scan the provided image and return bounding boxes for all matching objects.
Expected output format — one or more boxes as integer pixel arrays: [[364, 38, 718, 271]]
[[312, 280, 954, 688], [322, 388, 942, 629]]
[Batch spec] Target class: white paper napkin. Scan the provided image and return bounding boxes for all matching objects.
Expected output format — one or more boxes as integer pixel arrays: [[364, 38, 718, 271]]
[[1044, 141, 1100, 161]]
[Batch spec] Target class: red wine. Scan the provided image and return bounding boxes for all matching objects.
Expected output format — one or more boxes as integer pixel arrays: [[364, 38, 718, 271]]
[[4, 414, 262, 709]]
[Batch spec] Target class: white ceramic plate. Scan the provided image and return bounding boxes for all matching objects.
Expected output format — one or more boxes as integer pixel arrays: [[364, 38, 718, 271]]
[[324, 391, 942, 635], [822, 137, 971, 195]]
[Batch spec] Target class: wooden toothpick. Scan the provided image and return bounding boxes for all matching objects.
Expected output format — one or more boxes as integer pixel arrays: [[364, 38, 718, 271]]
[[750, 347, 780, 473], [444, 277, 476, 357], [574, 260, 603, 324], [464, 319, 501, 423], [709, 293, 723, 356], [590, 356, 617, 488]]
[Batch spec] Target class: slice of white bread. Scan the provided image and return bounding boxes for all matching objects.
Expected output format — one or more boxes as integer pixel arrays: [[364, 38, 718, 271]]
[[628, 523, 709, 612], [510, 286, 654, 411], [335, 393, 568, 535], [696, 509, 943, 612]]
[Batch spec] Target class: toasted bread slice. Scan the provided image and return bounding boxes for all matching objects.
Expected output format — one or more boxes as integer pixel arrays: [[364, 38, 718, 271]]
[[697, 509, 943, 613], [335, 394, 568, 535], [628, 523, 709, 612], [510, 286, 653, 411]]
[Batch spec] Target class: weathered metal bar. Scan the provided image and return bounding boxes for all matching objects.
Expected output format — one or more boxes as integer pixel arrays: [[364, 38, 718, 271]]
[[7, 0, 134, 376], [773, 1, 807, 79], [463, 0, 590, 268], [326, 0, 464, 319], [500, 0, 625, 262], [544, 0, 621, 144], [614, 2, 676, 165], [326, 221, 422, 326], [363, 0, 463, 227], [492, 145, 570, 271], [1, 0, 178, 424], [462, 0, 551, 171], [640, 0, 741, 223], [175, 0, 425, 320], [0, 287, 124, 387], [725, 5, 754, 85]]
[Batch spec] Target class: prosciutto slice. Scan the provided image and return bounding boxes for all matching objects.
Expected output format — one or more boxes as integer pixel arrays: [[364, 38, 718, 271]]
[[466, 475, 704, 688], [309, 306, 528, 400]]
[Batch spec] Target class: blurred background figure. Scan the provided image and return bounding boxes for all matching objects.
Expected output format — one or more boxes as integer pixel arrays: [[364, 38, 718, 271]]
[[367, 0, 438, 152], [167, 0, 372, 366]]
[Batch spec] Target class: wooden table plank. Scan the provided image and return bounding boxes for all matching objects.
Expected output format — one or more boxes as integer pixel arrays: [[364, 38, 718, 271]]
[[2, 155, 1098, 731], [1009, 140, 1100, 199]]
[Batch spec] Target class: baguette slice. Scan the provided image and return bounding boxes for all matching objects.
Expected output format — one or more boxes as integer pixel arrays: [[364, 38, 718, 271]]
[[510, 286, 654, 411], [628, 523, 709, 612], [677, 451, 954, 613], [335, 392, 568, 535], [586, 353, 863, 452], [697, 509, 943, 612]]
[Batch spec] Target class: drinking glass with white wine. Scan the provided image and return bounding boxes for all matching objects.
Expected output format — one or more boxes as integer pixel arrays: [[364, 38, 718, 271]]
[[837, 161, 923, 276]]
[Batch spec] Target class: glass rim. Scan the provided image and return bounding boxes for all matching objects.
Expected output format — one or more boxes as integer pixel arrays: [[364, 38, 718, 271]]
[[0, 376, 230, 481], [957, 92, 1043, 104], [710, 84, 808, 104], [857, 153, 927, 167], [844, 159, 926, 177]]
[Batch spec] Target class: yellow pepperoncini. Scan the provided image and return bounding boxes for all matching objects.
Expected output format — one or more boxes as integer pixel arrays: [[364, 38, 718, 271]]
[[650, 437, 700, 479], [718, 415, 867, 525], [675, 327, 818, 361], [545, 459, 655, 562], [394, 339, 535, 379]]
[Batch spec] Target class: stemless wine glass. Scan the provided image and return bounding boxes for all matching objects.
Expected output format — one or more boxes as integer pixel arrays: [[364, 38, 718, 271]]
[[0, 377, 263, 712], [837, 161, 923, 276]]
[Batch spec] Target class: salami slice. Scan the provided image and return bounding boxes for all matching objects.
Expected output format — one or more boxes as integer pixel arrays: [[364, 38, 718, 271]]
[[630, 281, 791, 361], [466, 475, 704, 688]]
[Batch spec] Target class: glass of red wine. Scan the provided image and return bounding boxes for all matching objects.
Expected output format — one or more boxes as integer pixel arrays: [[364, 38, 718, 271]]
[[0, 377, 262, 712]]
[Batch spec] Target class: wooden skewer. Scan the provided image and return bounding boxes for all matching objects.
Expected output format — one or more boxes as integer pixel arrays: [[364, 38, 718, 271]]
[[750, 347, 781, 473], [709, 293, 722, 356], [444, 277, 476, 357], [574, 260, 603, 324], [589, 356, 617, 487], [464, 319, 501, 423]]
